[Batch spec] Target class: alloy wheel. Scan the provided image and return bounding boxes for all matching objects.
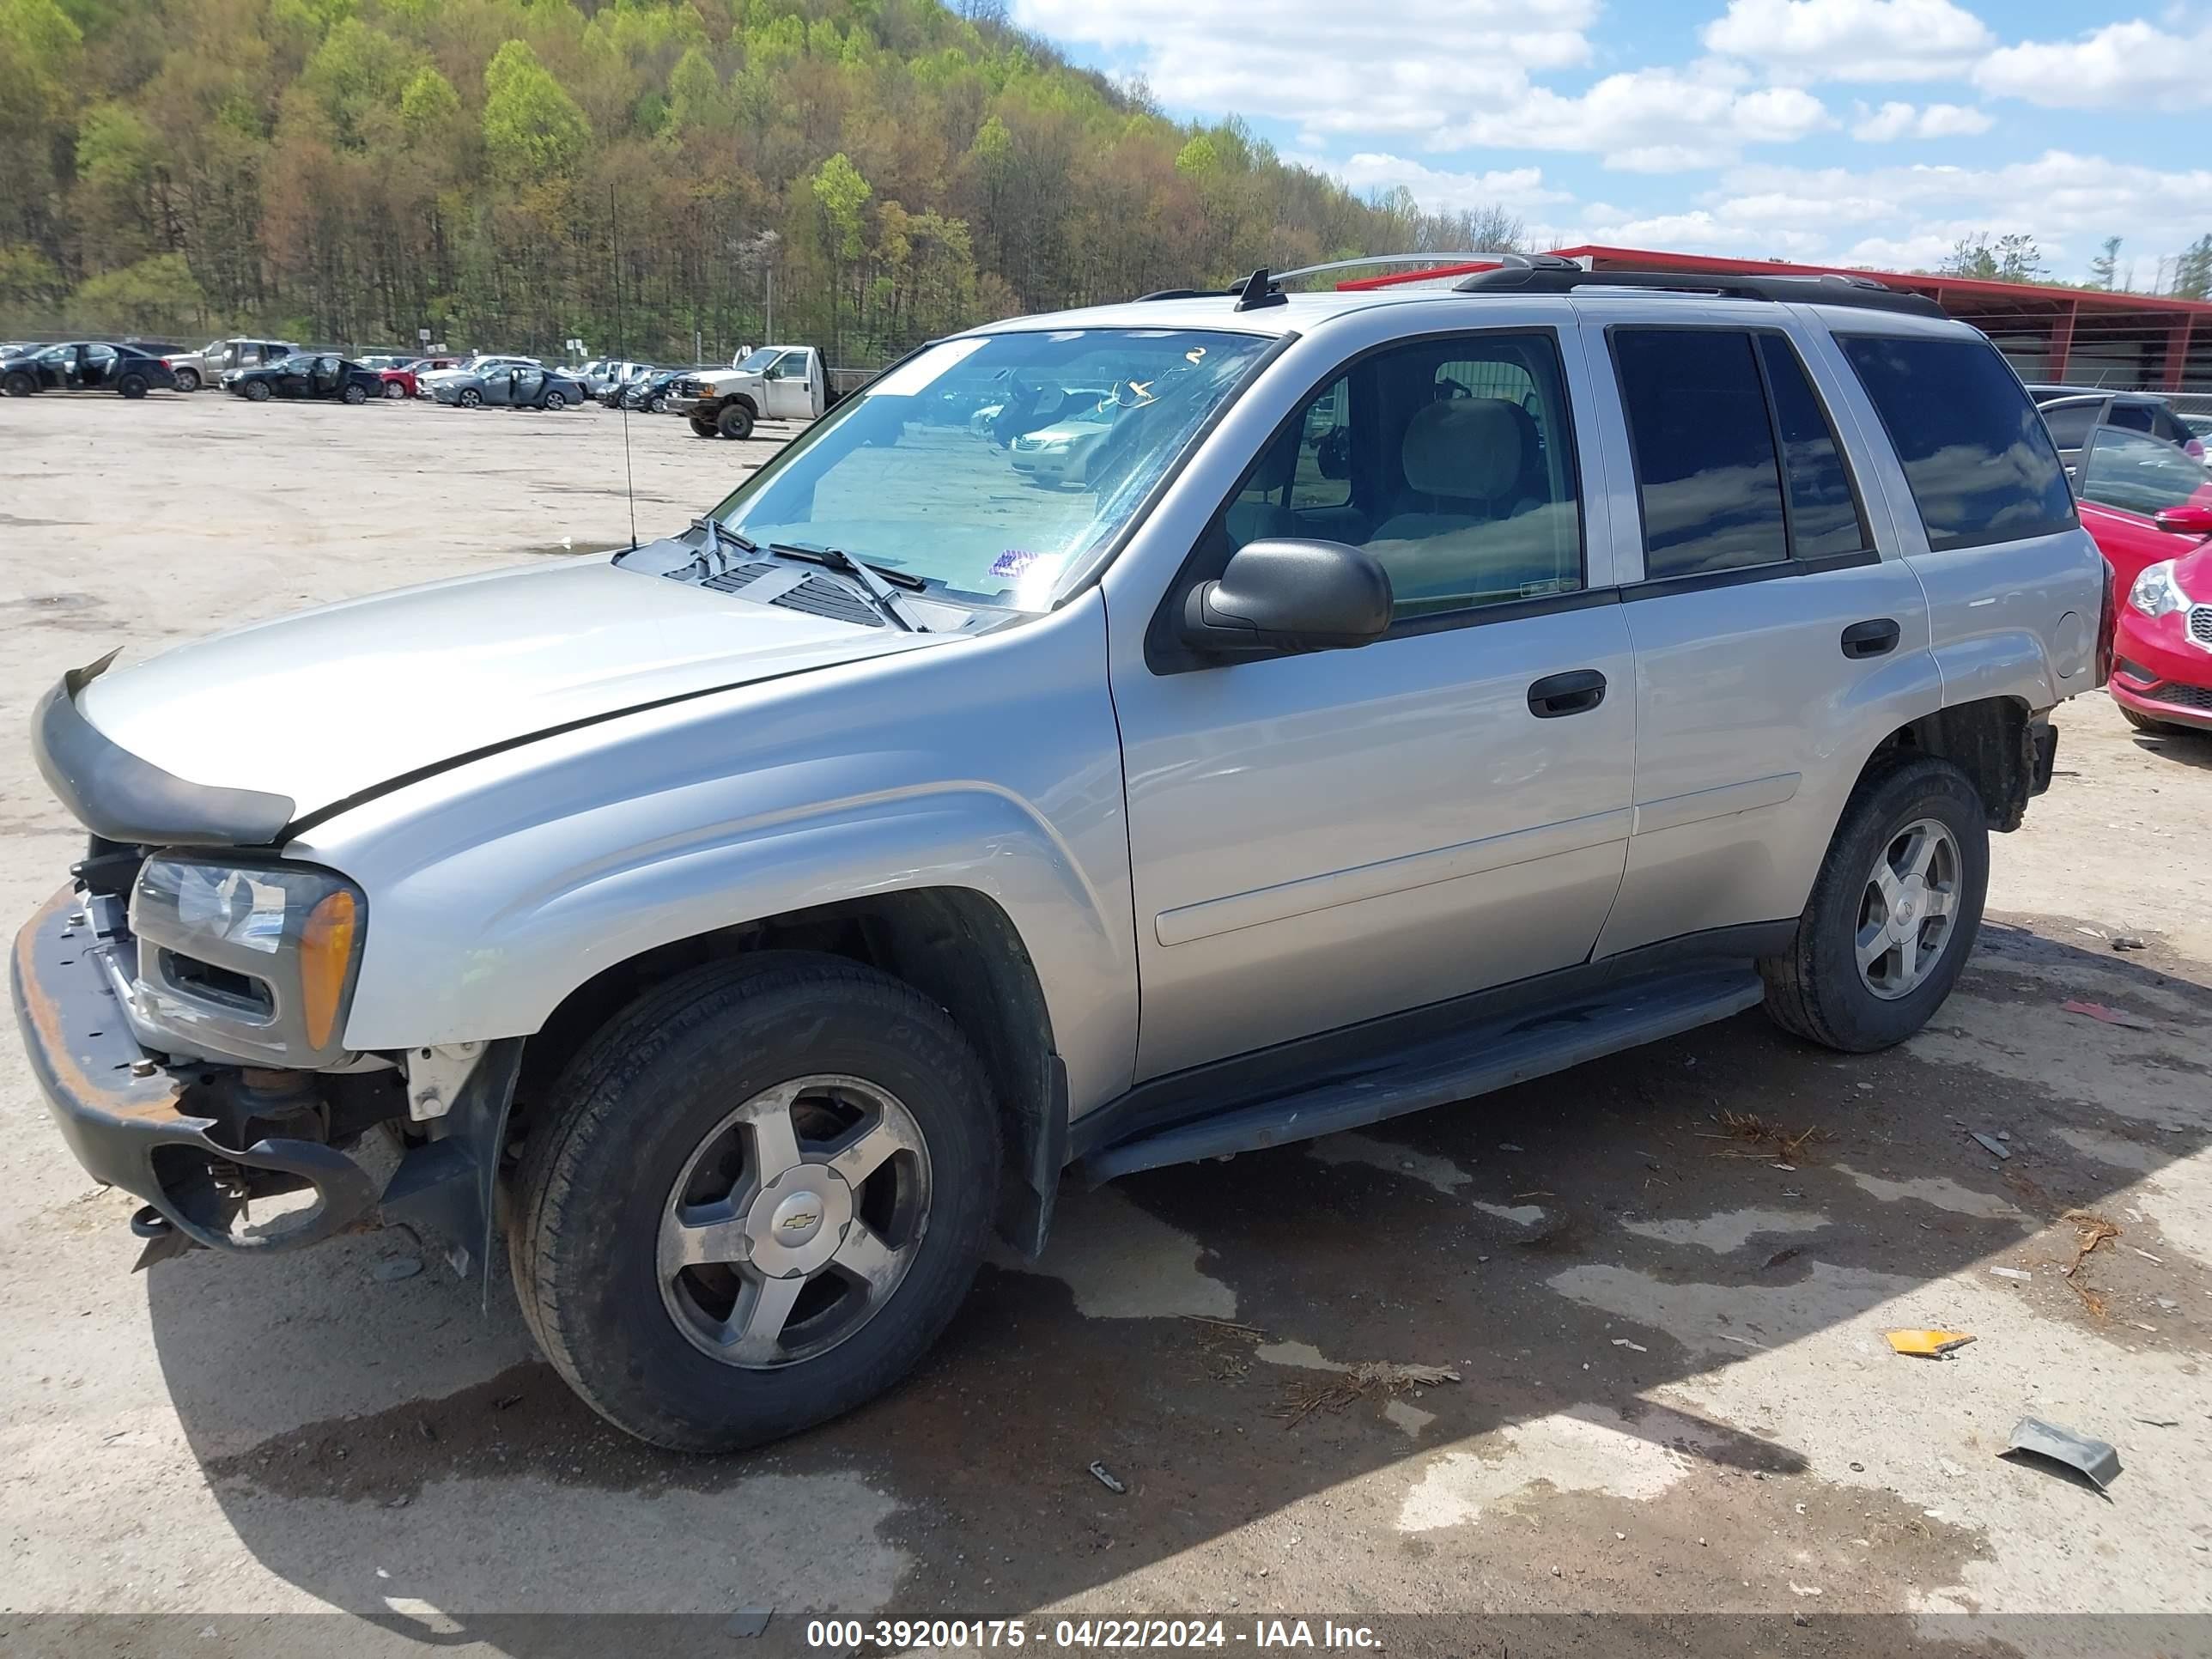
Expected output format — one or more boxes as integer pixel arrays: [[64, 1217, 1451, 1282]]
[[1855, 817, 1961, 1000], [658, 1074, 931, 1370]]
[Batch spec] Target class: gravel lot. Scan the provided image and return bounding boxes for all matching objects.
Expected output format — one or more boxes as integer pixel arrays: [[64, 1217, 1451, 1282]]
[[3, 391, 2210, 1657]]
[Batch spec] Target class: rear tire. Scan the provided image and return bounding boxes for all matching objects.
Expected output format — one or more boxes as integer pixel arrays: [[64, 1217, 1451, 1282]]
[[1759, 756, 1988, 1052], [544, 389, 566, 410], [716, 401, 756, 441], [342, 383, 368, 404], [118, 374, 148, 399], [173, 368, 200, 392], [508, 953, 1000, 1452]]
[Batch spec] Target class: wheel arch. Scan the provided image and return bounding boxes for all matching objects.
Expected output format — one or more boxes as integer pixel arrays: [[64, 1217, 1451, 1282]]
[[517, 885, 1064, 1255], [1852, 694, 2042, 832]]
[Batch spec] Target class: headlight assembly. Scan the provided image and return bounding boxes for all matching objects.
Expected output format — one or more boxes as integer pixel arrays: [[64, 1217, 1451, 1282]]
[[130, 858, 367, 1060], [2129, 559, 2188, 620]]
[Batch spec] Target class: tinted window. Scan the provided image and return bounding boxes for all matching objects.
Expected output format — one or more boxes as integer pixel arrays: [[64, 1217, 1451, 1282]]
[[1840, 336, 2076, 551], [1759, 334, 1869, 558], [2109, 402, 2154, 434], [1220, 331, 1583, 619], [1615, 329, 1787, 577], [2080, 428, 2212, 517], [2039, 404, 2098, 450]]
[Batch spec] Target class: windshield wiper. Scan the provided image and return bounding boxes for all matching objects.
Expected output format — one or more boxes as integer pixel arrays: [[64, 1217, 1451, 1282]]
[[692, 515, 757, 576], [767, 543, 930, 633]]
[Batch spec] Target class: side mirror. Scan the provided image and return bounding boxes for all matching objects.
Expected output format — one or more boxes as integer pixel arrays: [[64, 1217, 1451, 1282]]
[[2154, 502, 2212, 538], [1180, 538, 1393, 658]]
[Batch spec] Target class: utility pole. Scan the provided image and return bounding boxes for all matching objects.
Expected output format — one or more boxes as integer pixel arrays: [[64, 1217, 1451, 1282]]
[[766, 264, 775, 343]]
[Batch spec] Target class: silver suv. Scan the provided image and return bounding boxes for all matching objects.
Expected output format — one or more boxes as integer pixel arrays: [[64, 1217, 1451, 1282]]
[[13, 260, 2106, 1451]]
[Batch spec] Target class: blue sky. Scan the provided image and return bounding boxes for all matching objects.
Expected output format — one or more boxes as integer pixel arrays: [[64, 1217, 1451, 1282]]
[[1011, 0, 2212, 285]]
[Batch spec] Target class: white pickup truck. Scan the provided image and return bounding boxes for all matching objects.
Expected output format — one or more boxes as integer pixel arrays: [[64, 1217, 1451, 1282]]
[[668, 345, 828, 439]]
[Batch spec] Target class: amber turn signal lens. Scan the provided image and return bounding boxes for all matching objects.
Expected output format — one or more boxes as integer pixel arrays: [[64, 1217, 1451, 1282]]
[[299, 889, 358, 1049]]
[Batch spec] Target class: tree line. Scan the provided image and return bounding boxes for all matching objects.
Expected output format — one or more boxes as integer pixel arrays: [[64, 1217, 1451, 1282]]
[[0, 0, 1523, 364]]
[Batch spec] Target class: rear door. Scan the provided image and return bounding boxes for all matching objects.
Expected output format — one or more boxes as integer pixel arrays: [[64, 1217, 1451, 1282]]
[[1580, 304, 1935, 957]]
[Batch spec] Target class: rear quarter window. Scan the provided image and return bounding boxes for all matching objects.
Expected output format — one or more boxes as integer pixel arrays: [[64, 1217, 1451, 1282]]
[[1839, 335, 2076, 552]]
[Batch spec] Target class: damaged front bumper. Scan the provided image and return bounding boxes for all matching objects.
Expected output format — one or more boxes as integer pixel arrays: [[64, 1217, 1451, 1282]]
[[11, 883, 519, 1273]]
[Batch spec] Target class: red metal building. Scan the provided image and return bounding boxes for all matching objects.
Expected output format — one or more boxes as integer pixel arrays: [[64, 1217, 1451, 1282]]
[[1342, 245, 2212, 399]]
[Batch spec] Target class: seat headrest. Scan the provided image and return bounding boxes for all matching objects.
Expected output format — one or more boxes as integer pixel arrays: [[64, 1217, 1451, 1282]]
[[1401, 398, 1526, 501]]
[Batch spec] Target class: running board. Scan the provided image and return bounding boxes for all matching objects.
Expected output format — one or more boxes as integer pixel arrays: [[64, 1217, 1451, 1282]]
[[1075, 968, 1765, 1184]]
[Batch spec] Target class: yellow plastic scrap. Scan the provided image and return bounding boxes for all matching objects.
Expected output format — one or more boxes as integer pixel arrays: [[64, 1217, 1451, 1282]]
[[1885, 1328, 1976, 1358]]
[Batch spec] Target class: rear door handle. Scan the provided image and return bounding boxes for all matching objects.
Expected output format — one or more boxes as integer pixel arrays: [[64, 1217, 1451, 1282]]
[[1528, 669, 1607, 719], [1841, 618, 1900, 659]]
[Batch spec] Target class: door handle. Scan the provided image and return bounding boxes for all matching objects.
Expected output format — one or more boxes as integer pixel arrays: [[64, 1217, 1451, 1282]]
[[1841, 618, 1901, 659], [1528, 668, 1607, 719]]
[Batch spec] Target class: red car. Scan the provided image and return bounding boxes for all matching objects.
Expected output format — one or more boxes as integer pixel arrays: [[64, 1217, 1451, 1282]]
[[2074, 425, 2212, 735], [378, 355, 459, 400]]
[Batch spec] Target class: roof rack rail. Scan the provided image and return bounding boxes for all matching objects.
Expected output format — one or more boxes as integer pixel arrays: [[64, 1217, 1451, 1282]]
[[1454, 260, 1943, 319]]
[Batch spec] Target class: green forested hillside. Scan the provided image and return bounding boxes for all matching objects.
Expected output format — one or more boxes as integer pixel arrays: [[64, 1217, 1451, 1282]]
[[0, 0, 1515, 361]]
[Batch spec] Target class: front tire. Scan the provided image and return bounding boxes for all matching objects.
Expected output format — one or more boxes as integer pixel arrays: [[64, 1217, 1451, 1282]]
[[509, 954, 1000, 1452], [244, 380, 271, 401], [2118, 703, 2185, 736], [716, 401, 756, 441], [689, 416, 717, 439], [1760, 756, 1989, 1052], [458, 387, 482, 409], [383, 380, 407, 399]]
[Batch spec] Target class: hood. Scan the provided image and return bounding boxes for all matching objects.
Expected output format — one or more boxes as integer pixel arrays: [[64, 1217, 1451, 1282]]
[[73, 558, 939, 824]]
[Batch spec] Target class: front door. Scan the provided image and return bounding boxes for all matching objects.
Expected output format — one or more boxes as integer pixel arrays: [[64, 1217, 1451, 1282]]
[[1108, 325, 1637, 1080], [764, 353, 814, 419], [1584, 315, 1933, 958]]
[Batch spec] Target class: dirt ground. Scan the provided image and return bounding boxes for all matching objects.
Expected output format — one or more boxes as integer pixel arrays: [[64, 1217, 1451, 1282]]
[[2, 391, 2209, 1659]]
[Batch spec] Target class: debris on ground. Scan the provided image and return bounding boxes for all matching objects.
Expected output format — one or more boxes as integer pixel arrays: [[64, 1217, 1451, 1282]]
[[1273, 1361, 1462, 1427], [1611, 1338, 1648, 1352], [1183, 1315, 1269, 1380], [370, 1256, 423, 1283], [1764, 1246, 1802, 1270], [1884, 1328, 1976, 1358], [725, 1607, 774, 1638], [2060, 1000, 2154, 1030], [2060, 1211, 2121, 1316], [1969, 1131, 2012, 1161], [1699, 1111, 1830, 1164], [2132, 1248, 2165, 1264], [2001, 1418, 2122, 1492], [1990, 1267, 2033, 1281], [2111, 935, 2148, 951], [1088, 1461, 1127, 1494]]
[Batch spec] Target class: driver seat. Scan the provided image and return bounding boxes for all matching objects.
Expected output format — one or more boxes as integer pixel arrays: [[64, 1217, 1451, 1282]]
[[1368, 398, 1540, 543]]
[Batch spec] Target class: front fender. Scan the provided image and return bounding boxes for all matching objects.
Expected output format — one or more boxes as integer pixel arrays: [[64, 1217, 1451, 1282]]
[[291, 596, 1139, 1111]]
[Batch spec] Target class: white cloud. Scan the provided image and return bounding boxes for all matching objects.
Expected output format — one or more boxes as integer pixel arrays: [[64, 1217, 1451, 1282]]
[[1328, 155, 1572, 213], [1702, 0, 1994, 82], [1012, 0, 1595, 140], [1850, 100, 1994, 140], [1444, 70, 1832, 170], [1565, 151, 2212, 281], [1973, 20, 2210, 112]]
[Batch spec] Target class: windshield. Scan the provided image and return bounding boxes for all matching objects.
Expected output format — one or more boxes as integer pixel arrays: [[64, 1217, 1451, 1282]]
[[708, 328, 1273, 609], [734, 348, 779, 372]]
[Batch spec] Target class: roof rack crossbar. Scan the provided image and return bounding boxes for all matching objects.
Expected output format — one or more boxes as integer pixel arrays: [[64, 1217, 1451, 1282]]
[[1452, 264, 1943, 319]]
